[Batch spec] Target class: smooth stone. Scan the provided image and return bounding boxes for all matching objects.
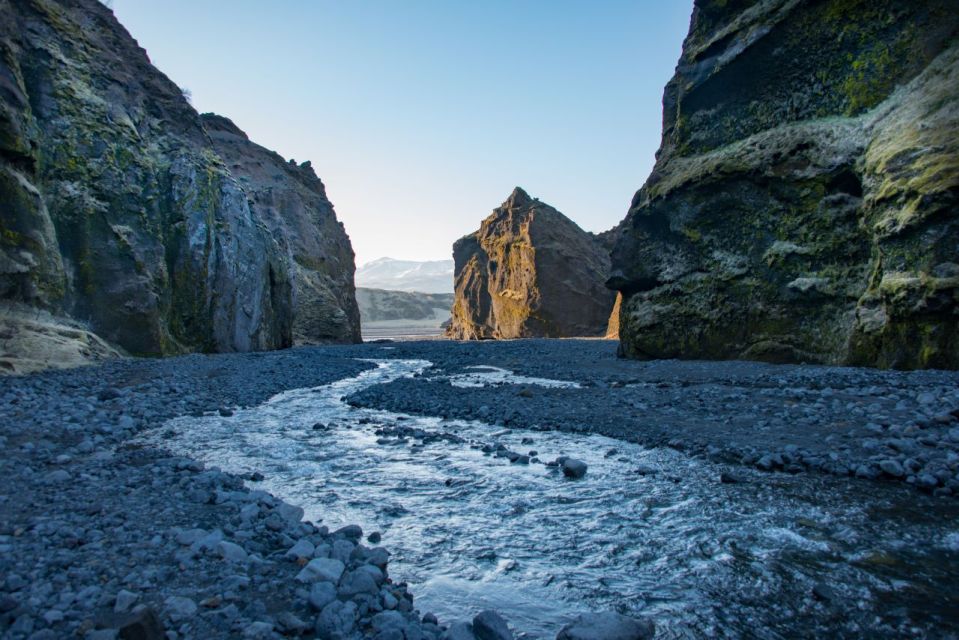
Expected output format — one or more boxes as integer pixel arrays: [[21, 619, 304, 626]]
[[296, 558, 345, 584], [561, 459, 588, 479], [113, 590, 139, 613], [333, 524, 363, 540], [879, 460, 905, 478], [812, 582, 836, 602], [372, 610, 407, 633], [338, 569, 379, 597], [308, 582, 337, 611], [217, 540, 249, 563], [286, 538, 315, 560], [443, 622, 477, 640], [315, 600, 358, 640], [556, 612, 655, 640], [164, 596, 197, 622], [472, 610, 513, 640]]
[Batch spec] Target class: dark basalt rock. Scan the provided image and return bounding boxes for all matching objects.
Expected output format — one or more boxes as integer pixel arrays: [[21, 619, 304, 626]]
[[203, 114, 361, 344], [448, 187, 617, 339], [0, 0, 359, 366], [608, 0, 959, 369]]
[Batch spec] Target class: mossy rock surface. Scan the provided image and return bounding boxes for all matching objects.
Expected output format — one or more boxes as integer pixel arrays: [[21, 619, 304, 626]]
[[610, 0, 959, 369], [0, 0, 360, 360]]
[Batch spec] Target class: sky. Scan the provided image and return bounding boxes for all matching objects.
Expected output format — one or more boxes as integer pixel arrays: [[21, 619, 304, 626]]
[[108, 1, 693, 266]]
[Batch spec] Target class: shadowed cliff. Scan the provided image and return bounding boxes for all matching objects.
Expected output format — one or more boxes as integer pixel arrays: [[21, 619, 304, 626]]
[[0, 0, 360, 370], [609, 0, 959, 369]]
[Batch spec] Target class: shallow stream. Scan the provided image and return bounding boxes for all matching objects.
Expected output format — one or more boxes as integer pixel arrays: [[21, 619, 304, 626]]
[[142, 359, 959, 638]]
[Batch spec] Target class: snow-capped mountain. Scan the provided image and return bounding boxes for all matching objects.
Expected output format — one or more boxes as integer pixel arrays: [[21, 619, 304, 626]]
[[355, 257, 454, 294]]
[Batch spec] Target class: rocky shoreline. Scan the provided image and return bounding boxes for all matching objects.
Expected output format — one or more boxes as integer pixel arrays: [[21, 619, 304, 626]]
[[348, 340, 959, 497], [2, 340, 957, 639]]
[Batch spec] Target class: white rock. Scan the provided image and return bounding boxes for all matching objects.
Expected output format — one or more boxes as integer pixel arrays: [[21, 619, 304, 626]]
[[295, 557, 345, 584]]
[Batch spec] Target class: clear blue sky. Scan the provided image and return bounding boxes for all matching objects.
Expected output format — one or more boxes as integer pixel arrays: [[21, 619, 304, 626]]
[[109, 1, 692, 265]]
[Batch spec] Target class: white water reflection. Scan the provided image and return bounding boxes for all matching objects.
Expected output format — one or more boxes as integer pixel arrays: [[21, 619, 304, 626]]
[[449, 365, 581, 389]]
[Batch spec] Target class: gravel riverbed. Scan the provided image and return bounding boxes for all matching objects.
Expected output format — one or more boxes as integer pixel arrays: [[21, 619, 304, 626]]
[[1, 340, 958, 639]]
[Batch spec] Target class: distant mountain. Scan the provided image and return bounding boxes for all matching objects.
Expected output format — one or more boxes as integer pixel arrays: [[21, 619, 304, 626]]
[[356, 288, 453, 322], [356, 258, 454, 294]]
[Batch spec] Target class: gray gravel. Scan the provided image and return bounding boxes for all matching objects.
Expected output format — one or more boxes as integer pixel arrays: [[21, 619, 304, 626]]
[[1, 339, 956, 639], [348, 340, 959, 496]]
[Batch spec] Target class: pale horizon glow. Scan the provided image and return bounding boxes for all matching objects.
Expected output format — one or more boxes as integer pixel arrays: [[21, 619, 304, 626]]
[[108, 1, 692, 265]]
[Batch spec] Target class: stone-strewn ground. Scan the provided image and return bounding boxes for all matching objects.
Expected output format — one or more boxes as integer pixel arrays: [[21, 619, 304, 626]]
[[351, 340, 959, 495], [1, 340, 957, 639]]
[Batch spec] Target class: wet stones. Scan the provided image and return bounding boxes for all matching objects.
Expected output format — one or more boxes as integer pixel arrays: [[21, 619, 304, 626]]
[[812, 582, 836, 603], [560, 458, 588, 479], [473, 610, 514, 640], [556, 612, 654, 640]]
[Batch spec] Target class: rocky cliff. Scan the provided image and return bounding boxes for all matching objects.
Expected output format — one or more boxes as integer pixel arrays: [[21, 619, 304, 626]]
[[0, 0, 359, 364], [202, 114, 360, 344], [448, 187, 617, 339], [609, 0, 959, 369]]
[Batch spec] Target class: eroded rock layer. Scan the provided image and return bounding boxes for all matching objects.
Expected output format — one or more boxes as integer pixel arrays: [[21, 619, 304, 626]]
[[203, 115, 361, 344], [448, 188, 616, 339], [0, 0, 359, 363], [609, 0, 959, 369]]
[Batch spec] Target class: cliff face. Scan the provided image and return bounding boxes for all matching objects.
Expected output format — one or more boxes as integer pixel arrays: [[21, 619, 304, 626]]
[[0, 0, 359, 361], [448, 188, 617, 339], [609, 0, 959, 369], [202, 115, 361, 344]]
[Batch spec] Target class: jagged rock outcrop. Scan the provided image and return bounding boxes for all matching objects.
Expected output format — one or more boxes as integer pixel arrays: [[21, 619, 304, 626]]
[[609, 0, 959, 369], [203, 115, 360, 344], [0, 0, 359, 364], [448, 188, 617, 339]]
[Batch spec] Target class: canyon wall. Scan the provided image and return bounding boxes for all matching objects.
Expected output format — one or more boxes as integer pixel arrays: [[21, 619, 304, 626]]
[[0, 0, 359, 367], [609, 0, 959, 369], [448, 188, 616, 339]]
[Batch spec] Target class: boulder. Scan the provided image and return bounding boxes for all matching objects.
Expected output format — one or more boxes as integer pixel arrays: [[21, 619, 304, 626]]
[[556, 612, 654, 640], [472, 610, 513, 640]]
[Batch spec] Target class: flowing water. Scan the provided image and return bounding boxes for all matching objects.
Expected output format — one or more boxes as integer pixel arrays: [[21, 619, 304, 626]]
[[139, 360, 959, 638]]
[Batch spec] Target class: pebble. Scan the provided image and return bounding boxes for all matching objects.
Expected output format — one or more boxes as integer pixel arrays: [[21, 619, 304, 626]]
[[114, 589, 139, 613], [164, 596, 197, 622]]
